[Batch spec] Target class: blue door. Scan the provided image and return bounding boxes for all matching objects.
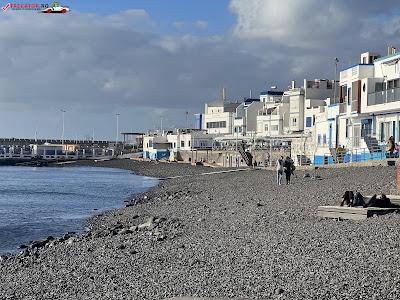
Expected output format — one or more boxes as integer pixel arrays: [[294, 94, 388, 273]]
[[329, 124, 333, 148]]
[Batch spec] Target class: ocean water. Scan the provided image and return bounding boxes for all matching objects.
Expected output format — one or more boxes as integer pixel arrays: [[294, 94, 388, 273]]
[[0, 166, 159, 254]]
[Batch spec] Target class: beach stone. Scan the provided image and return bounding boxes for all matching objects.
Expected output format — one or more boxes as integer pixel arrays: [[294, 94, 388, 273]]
[[138, 216, 155, 229], [30, 240, 48, 249], [117, 228, 131, 235], [129, 225, 138, 232]]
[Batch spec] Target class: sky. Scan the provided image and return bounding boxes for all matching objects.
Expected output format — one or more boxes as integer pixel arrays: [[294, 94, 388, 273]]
[[1, 0, 400, 140]]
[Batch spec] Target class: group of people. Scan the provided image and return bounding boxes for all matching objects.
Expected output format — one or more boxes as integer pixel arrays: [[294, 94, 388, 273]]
[[275, 156, 295, 185]]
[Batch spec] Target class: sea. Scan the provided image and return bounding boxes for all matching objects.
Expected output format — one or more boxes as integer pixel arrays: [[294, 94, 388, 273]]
[[0, 166, 159, 254]]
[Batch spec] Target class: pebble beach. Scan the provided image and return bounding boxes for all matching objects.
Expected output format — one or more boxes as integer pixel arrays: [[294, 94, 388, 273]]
[[1, 160, 400, 300]]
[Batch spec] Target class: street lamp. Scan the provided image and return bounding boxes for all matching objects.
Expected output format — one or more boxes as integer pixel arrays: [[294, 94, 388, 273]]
[[333, 58, 339, 104], [60, 109, 66, 145], [116, 113, 120, 145]]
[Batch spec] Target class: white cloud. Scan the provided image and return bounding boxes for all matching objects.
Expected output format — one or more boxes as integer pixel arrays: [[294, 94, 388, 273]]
[[1, 1, 400, 138], [195, 20, 208, 30]]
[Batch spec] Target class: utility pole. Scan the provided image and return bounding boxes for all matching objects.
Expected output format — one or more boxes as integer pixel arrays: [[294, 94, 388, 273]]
[[60, 109, 66, 145]]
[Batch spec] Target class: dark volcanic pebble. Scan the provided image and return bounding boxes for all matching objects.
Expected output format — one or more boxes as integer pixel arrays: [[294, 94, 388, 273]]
[[1, 161, 400, 300]]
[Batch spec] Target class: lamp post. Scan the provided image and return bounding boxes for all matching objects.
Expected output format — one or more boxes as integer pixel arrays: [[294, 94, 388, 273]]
[[116, 113, 120, 146], [60, 109, 66, 145], [333, 58, 339, 104]]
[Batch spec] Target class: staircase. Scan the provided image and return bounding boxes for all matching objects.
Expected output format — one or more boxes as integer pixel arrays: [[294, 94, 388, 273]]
[[363, 135, 381, 153], [238, 143, 253, 166]]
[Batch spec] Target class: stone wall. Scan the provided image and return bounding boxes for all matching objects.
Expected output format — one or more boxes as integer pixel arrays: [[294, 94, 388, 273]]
[[290, 135, 316, 165], [177, 148, 290, 167]]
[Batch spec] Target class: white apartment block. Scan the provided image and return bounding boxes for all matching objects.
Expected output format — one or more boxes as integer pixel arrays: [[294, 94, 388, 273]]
[[234, 98, 263, 136], [337, 48, 400, 154], [143, 129, 214, 161], [203, 100, 240, 135]]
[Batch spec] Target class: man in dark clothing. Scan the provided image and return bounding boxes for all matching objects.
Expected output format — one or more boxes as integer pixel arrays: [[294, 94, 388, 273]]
[[283, 156, 293, 184]]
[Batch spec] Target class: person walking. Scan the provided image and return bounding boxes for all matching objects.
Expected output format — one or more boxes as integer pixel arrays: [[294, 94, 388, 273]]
[[276, 156, 284, 185], [283, 156, 293, 184]]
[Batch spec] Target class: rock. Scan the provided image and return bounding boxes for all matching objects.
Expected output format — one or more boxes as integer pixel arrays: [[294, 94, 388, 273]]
[[279, 210, 287, 215], [117, 244, 126, 250], [18, 244, 28, 249], [154, 217, 166, 224], [275, 288, 284, 295], [30, 240, 48, 249], [118, 228, 132, 235], [129, 225, 138, 232], [130, 250, 138, 255], [256, 202, 264, 207], [156, 235, 166, 241], [303, 173, 311, 178], [67, 237, 76, 245], [138, 217, 155, 230]]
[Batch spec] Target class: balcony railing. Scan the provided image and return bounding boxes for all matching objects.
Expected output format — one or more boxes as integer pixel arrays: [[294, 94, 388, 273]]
[[351, 100, 359, 113], [368, 88, 400, 106], [339, 102, 347, 114]]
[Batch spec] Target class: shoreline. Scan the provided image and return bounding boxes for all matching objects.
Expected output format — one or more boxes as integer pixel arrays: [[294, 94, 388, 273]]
[[2, 160, 400, 299], [0, 165, 160, 256]]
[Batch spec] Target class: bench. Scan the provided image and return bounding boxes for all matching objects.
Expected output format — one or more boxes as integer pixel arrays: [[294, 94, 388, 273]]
[[317, 195, 400, 220]]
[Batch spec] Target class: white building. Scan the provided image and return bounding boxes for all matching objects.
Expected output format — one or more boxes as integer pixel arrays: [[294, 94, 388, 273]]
[[203, 100, 240, 135], [143, 129, 214, 161], [233, 98, 263, 136], [310, 46, 400, 164]]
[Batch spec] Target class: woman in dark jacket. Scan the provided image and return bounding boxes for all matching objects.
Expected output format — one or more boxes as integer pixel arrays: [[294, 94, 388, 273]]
[[283, 156, 292, 184]]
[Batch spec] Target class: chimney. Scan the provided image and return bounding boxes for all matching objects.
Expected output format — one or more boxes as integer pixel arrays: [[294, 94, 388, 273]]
[[222, 87, 226, 102], [249, 89, 253, 99], [291, 80, 296, 89], [388, 46, 396, 56]]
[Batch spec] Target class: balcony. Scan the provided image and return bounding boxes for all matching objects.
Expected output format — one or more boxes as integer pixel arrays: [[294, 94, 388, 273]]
[[367, 88, 400, 106], [351, 100, 359, 113], [339, 102, 347, 114]]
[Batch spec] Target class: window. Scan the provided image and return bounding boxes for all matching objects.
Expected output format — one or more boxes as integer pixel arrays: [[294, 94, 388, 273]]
[[345, 119, 349, 138], [206, 121, 226, 129], [353, 125, 361, 147], [173, 142, 176, 148], [264, 124, 269, 132], [347, 88, 351, 105], [313, 115, 316, 125], [323, 134, 327, 145], [317, 134, 321, 145], [271, 125, 279, 131], [149, 140, 153, 147], [292, 118, 297, 126], [306, 117, 312, 128], [181, 141, 184, 147], [188, 141, 191, 147]]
